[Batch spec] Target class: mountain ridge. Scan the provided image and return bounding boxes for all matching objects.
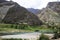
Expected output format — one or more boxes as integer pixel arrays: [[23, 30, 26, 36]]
[[27, 8, 40, 14], [37, 2, 60, 25], [0, 1, 42, 25]]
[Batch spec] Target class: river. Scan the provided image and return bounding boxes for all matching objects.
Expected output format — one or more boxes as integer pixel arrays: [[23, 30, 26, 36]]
[[0, 32, 54, 40]]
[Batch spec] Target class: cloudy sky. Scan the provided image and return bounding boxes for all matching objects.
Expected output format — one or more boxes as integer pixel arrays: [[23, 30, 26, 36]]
[[8, 0, 59, 9]]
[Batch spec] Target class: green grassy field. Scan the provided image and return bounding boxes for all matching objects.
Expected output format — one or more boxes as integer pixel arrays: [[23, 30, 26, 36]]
[[0, 24, 54, 33]]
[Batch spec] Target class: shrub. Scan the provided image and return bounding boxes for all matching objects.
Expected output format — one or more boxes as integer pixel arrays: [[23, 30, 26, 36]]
[[39, 33, 50, 40], [2, 38, 23, 40], [52, 26, 60, 39], [10, 24, 14, 28], [52, 31, 60, 39]]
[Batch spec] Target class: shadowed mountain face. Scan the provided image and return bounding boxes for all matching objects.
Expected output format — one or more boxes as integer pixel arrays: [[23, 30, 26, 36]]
[[37, 2, 60, 25], [0, 0, 7, 3], [27, 8, 40, 14], [0, 1, 42, 25]]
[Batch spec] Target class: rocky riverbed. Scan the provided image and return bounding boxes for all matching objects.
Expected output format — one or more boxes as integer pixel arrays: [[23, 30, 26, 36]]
[[0, 32, 54, 40]]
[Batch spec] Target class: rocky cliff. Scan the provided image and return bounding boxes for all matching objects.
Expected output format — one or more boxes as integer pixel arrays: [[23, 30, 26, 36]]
[[37, 2, 60, 25], [0, 0, 7, 3], [0, 1, 42, 25]]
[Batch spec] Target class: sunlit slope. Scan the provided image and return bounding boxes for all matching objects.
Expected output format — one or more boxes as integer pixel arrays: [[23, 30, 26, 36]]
[[37, 2, 60, 25]]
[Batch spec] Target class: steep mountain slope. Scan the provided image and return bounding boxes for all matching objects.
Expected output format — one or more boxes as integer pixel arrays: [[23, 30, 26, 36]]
[[37, 2, 60, 25], [0, 1, 42, 25], [0, 1, 14, 21], [27, 8, 40, 14], [0, 0, 6, 3]]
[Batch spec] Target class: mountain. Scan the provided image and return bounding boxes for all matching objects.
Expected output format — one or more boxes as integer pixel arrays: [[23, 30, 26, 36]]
[[0, 1, 42, 25], [37, 2, 60, 25], [27, 8, 40, 14], [0, 0, 7, 3]]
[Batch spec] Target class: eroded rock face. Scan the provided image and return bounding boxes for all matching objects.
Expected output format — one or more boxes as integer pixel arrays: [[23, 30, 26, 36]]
[[0, 4, 14, 19], [0, 1, 42, 25], [37, 2, 60, 25], [47, 2, 60, 13], [0, 1, 15, 21]]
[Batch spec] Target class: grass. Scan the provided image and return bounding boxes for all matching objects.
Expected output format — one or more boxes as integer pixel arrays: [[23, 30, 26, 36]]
[[2, 38, 26, 40], [0, 24, 55, 40], [0, 24, 54, 33]]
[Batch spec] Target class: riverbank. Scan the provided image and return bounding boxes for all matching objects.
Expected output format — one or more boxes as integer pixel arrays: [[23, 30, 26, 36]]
[[1, 32, 54, 40], [0, 23, 59, 40]]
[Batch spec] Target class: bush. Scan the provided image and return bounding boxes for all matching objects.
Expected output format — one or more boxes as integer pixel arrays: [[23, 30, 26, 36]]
[[39, 33, 50, 40], [52, 32, 60, 39], [52, 26, 60, 39], [10, 24, 14, 28], [2, 38, 28, 40], [2, 38, 22, 40]]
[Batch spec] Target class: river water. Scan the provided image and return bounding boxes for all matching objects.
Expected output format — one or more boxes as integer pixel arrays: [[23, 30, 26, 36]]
[[0, 32, 53, 39]]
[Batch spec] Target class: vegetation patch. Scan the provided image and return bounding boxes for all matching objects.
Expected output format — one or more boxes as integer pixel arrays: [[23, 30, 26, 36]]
[[2, 38, 27, 40], [0, 24, 54, 33], [39, 33, 50, 40]]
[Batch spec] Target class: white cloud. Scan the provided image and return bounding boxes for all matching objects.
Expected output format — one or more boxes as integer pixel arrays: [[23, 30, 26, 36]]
[[8, 0, 58, 9], [12, 0, 42, 9]]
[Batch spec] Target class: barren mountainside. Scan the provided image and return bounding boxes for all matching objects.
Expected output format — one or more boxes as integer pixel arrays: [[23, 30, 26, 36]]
[[0, 1, 42, 25], [37, 2, 60, 25], [27, 8, 40, 14]]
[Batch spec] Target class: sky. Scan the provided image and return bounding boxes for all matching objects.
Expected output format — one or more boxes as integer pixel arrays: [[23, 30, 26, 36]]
[[7, 0, 59, 9]]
